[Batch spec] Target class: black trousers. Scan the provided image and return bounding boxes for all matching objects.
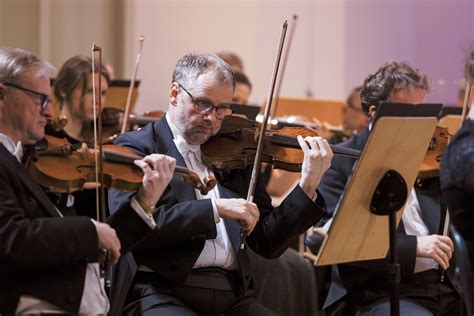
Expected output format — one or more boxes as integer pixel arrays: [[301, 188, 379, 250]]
[[124, 269, 277, 316], [352, 270, 462, 316]]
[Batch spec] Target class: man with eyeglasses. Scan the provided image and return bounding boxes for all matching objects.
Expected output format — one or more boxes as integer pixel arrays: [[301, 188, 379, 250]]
[[0, 47, 177, 315], [308, 61, 461, 315], [108, 53, 333, 316]]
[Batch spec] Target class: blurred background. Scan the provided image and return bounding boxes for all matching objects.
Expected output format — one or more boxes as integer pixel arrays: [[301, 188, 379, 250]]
[[1, 0, 473, 113]]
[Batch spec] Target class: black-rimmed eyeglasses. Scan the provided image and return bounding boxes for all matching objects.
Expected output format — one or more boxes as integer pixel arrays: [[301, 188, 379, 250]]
[[3, 82, 51, 111], [178, 83, 233, 120]]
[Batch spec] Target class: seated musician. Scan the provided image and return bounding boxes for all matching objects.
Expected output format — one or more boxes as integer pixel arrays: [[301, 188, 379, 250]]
[[49, 55, 111, 145], [108, 52, 333, 316], [45, 55, 111, 218], [312, 61, 462, 315], [0, 47, 176, 314], [328, 86, 369, 144]]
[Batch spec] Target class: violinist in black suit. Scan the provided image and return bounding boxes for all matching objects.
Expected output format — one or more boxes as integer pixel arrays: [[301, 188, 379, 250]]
[[314, 61, 462, 315], [108, 52, 333, 316], [0, 47, 175, 315]]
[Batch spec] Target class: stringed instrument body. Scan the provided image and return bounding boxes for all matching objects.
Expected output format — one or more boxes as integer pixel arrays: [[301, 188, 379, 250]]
[[201, 115, 360, 173]]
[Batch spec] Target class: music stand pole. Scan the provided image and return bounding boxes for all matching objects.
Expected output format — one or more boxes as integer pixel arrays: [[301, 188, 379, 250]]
[[370, 170, 407, 316]]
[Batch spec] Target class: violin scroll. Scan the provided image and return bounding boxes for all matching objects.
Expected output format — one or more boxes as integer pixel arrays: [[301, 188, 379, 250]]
[[174, 166, 217, 195], [417, 126, 449, 180], [47, 115, 68, 132]]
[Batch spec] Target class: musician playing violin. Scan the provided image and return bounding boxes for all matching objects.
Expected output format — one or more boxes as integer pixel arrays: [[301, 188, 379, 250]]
[[0, 47, 176, 315], [49, 55, 110, 144], [108, 53, 333, 316], [311, 61, 462, 315], [45, 55, 112, 218]]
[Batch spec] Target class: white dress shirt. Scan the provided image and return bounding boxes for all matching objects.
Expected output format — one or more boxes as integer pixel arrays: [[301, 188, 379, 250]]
[[402, 189, 438, 272], [0, 133, 155, 314], [166, 115, 237, 269]]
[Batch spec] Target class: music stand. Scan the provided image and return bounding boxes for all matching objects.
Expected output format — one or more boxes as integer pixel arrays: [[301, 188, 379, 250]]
[[106, 79, 141, 112], [306, 115, 437, 315], [231, 103, 261, 120]]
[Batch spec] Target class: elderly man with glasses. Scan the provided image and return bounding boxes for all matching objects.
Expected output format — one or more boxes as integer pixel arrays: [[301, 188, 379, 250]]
[[108, 53, 333, 316], [0, 47, 177, 315]]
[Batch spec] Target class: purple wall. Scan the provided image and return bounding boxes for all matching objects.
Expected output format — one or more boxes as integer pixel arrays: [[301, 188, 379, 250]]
[[344, 0, 473, 105]]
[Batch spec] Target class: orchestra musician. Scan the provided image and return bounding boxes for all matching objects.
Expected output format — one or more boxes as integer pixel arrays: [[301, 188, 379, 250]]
[[0, 47, 176, 315], [328, 86, 369, 144], [45, 55, 111, 218], [311, 61, 462, 315], [49, 55, 111, 145], [108, 52, 333, 316]]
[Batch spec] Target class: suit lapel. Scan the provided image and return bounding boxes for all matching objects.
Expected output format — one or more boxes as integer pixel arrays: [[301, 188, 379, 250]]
[[1, 145, 60, 218], [152, 118, 197, 202]]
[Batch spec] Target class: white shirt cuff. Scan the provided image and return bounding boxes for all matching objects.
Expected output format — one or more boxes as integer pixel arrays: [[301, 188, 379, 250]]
[[130, 196, 157, 229], [211, 198, 220, 223]]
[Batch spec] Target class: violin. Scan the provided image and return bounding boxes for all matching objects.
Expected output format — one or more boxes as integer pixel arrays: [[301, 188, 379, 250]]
[[268, 115, 355, 140], [417, 125, 449, 180], [201, 115, 360, 172], [25, 135, 217, 195]]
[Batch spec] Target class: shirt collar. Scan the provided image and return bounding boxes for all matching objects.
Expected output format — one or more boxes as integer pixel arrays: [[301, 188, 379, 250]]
[[166, 114, 200, 154], [0, 133, 23, 162]]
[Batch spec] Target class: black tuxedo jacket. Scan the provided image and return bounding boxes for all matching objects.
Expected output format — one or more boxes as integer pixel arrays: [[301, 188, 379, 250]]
[[317, 128, 459, 307], [0, 144, 154, 316], [108, 117, 327, 315], [441, 119, 474, 261], [0, 144, 98, 315]]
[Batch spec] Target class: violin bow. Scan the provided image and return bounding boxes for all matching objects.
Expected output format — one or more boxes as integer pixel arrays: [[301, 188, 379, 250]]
[[271, 14, 297, 120], [92, 44, 113, 289], [241, 21, 288, 248], [121, 35, 145, 134], [91, 44, 107, 223]]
